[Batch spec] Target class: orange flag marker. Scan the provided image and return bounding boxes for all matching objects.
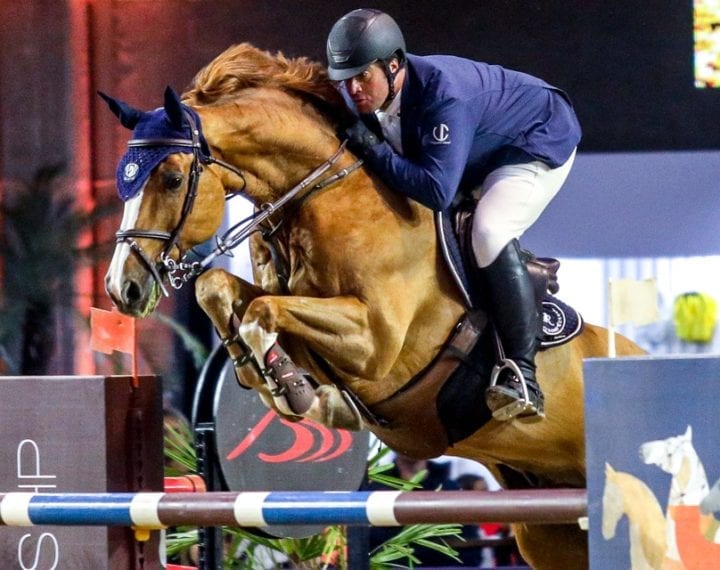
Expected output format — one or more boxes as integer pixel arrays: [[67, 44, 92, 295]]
[[90, 307, 139, 386]]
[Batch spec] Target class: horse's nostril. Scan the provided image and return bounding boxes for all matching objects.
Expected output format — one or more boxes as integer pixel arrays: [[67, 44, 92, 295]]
[[122, 280, 143, 305]]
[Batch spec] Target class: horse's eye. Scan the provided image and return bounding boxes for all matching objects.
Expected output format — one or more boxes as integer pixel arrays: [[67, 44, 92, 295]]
[[163, 172, 184, 191]]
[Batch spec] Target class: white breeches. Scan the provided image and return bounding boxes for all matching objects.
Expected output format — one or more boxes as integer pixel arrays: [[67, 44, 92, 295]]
[[471, 149, 577, 268]]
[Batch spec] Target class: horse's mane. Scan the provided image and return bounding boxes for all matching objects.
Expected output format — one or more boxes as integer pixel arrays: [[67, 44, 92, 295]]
[[183, 43, 351, 126]]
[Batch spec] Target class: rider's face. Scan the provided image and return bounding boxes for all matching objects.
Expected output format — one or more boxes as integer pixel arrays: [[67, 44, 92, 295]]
[[343, 61, 394, 114]]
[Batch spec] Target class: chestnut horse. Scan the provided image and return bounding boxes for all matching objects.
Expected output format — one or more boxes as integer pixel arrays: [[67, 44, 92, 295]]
[[103, 43, 643, 569]]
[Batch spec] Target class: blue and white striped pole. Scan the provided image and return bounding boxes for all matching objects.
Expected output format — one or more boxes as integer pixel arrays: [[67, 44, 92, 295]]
[[0, 489, 586, 529]]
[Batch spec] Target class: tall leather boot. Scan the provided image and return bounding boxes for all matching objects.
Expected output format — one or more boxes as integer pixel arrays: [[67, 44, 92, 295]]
[[480, 240, 545, 421]]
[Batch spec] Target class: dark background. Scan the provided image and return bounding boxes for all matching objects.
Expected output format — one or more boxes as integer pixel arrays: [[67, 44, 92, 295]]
[[1, 1, 714, 180], [125, 1, 720, 153], [386, 1, 711, 153]]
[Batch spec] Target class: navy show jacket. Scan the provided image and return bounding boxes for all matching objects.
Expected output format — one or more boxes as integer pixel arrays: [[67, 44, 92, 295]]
[[354, 53, 582, 211]]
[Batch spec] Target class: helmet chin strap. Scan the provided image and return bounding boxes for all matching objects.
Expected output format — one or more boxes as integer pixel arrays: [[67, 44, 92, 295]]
[[380, 60, 402, 109]]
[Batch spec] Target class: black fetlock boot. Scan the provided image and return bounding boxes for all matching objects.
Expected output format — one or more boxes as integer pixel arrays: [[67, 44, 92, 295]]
[[480, 240, 545, 422]]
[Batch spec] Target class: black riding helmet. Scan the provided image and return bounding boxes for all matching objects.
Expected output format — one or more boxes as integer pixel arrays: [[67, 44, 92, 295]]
[[327, 9, 406, 103]]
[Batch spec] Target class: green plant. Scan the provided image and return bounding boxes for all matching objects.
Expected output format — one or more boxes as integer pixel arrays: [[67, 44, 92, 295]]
[[152, 311, 210, 372], [0, 163, 117, 374], [163, 436, 463, 569]]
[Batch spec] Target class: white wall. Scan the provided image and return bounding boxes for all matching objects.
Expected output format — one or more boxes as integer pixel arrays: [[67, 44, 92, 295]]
[[558, 256, 720, 354], [523, 151, 720, 258]]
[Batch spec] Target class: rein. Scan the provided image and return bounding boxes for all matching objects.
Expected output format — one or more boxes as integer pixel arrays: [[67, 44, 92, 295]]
[[192, 142, 359, 279], [115, 108, 360, 295]]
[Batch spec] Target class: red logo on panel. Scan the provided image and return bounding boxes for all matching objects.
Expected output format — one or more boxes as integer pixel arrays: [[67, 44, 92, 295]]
[[226, 411, 353, 463]]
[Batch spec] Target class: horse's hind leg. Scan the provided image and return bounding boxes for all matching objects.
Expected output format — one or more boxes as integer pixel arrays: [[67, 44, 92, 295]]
[[514, 523, 588, 570]]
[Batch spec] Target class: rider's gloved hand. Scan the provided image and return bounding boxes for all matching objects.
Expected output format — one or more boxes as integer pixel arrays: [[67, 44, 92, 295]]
[[340, 120, 380, 157]]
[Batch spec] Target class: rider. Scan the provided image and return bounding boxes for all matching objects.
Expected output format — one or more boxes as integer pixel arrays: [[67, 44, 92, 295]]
[[326, 9, 581, 421]]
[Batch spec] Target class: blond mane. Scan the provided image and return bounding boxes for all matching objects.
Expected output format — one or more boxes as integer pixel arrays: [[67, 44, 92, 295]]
[[183, 43, 349, 124]]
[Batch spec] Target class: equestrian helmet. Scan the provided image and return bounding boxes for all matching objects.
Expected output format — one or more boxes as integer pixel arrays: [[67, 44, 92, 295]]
[[326, 9, 406, 81]]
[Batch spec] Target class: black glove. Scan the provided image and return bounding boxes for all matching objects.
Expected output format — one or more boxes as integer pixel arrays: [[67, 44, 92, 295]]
[[341, 120, 380, 156]]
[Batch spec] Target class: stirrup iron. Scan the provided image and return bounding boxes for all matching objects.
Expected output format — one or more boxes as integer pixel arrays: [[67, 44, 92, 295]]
[[488, 358, 537, 421], [487, 329, 544, 422]]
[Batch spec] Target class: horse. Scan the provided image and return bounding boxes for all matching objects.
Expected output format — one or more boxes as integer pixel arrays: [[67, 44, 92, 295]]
[[602, 463, 667, 570], [102, 43, 645, 570], [640, 426, 720, 569]]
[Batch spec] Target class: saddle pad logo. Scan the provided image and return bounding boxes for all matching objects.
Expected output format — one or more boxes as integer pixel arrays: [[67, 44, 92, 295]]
[[431, 123, 451, 144], [123, 162, 140, 182], [542, 301, 566, 336]]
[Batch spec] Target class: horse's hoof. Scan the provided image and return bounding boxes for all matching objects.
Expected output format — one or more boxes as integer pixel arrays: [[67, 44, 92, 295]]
[[316, 385, 363, 430]]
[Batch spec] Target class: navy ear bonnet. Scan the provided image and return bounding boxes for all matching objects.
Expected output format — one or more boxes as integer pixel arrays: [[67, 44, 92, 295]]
[[99, 87, 210, 201]]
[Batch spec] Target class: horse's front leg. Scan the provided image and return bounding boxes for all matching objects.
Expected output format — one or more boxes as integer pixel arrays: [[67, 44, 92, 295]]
[[240, 294, 394, 430], [195, 268, 271, 396]]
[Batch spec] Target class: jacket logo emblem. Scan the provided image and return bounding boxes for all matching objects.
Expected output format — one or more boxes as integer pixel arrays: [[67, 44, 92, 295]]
[[431, 123, 451, 144]]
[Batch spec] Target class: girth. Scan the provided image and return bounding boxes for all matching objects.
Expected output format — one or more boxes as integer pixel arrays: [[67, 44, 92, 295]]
[[365, 312, 486, 460]]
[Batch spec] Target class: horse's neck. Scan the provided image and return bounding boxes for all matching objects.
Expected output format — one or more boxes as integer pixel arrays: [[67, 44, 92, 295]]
[[669, 452, 709, 505], [628, 524, 656, 570], [622, 481, 660, 522], [201, 95, 342, 202]]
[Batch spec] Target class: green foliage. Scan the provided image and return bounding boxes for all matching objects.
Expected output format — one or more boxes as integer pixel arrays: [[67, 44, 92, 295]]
[[0, 164, 116, 307], [369, 524, 464, 569], [0, 163, 118, 372], [153, 312, 210, 371], [165, 528, 200, 559], [163, 418, 197, 476], [164, 433, 464, 569], [367, 447, 425, 491]]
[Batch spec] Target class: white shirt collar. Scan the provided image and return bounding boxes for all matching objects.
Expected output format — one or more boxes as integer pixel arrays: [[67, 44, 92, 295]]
[[377, 93, 402, 120], [375, 95, 403, 153]]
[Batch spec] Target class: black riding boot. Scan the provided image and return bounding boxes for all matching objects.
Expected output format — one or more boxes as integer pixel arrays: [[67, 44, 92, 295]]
[[481, 240, 545, 421]]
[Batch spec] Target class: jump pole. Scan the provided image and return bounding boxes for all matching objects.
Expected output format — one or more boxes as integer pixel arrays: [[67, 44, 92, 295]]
[[0, 489, 586, 531]]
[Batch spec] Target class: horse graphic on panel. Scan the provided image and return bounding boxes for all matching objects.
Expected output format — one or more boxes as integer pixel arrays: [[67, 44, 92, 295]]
[[602, 462, 667, 570], [640, 426, 720, 569]]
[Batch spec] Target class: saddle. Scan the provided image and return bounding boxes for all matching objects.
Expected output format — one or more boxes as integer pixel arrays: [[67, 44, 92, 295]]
[[436, 201, 583, 348], [449, 201, 560, 303]]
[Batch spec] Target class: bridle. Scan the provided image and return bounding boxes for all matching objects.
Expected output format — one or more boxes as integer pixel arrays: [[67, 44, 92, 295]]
[[116, 107, 361, 296]]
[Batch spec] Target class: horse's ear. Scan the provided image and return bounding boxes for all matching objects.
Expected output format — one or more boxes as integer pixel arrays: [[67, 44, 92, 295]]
[[97, 91, 143, 129], [163, 86, 185, 130]]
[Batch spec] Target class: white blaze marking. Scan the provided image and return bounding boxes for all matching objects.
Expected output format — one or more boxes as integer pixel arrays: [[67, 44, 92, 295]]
[[106, 191, 145, 299]]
